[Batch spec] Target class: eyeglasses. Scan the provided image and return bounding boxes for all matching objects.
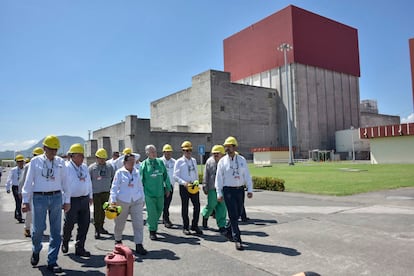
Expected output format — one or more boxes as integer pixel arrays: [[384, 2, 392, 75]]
[[183, 149, 192, 152]]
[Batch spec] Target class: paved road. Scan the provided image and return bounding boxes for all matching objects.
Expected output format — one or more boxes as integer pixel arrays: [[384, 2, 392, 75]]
[[0, 167, 413, 275]]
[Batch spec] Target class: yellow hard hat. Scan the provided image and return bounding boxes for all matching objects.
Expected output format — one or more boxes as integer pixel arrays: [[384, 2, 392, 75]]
[[15, 154, 25, 162], [187, 180, 200, 194], [103, 202, 122, 219], [25, 158, 31, 163], [43, 135, 60, 149], [68, 143, 84, 154], [211, 145, 225, 155], [122, 148, 132, 155], [32, 147, 44, 156], [162, 144, 173, 152], [223, 136, 238, 147], [95, 148, 108, 159], [105, 208, 118, 220], [181, 141, 192, 150]]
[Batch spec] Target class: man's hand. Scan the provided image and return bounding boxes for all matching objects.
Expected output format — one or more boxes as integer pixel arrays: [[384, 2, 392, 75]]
[[217, 196, 224, 202], [63, 203, 71, 213], [6, 190, 10, 194], [247, 192, 253, 199], [22, 203, 31, 213], [165, 190, 170, 198]]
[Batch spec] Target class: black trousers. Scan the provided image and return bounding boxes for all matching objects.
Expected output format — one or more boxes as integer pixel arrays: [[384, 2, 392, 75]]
[[163, 188, 174, 222], [223, 186, 245, 242], [179, 185, 200, 229], [63, 196, 90, 250], [12, 186, 22, 221]]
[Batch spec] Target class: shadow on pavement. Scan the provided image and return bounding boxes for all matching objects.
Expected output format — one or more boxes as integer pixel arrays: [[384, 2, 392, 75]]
[[154, 232, 201, 245], [35, 265, 105, 276], [243, 241, 301, 255], [134, 248, 180, 261], [67, 253, 106, 268]]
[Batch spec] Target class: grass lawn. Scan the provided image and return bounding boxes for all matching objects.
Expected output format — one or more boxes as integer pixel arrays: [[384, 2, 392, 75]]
[[248, 161, 414, 196]]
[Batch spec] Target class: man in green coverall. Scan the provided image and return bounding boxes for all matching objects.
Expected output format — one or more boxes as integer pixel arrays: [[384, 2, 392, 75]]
[[140, 144, 172, 240]]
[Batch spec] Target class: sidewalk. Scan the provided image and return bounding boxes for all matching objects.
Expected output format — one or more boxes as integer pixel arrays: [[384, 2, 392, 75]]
[[1, 167, 413, 275]]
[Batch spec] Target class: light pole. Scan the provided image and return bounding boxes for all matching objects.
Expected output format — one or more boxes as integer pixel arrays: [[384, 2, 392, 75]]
[[350, 126, 355, 161], [278, 43, 294, 165]]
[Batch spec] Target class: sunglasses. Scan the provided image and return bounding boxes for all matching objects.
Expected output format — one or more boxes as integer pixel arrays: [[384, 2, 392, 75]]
[[183, 149, 192, 152]]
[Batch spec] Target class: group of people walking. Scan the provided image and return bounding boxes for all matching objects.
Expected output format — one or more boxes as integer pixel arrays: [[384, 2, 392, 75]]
[[6, 134, 253, 273]]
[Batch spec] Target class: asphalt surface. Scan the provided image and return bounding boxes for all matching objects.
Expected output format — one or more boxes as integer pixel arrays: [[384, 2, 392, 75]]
[[0, 166, 413, 276]]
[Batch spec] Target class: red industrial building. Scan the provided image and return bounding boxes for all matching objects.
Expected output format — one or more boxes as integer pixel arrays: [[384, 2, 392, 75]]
[[223, 5, 361, 158]]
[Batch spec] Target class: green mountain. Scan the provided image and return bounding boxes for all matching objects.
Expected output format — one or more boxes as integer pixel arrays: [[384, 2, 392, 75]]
[[0, 135, 86, 159]]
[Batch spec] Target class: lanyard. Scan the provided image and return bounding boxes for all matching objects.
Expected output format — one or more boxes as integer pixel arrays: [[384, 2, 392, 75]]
[[70, 160, 85, 180], [230, 155, 239, 176], [42, 156, 55, 179], [186, 159, 195, 176]]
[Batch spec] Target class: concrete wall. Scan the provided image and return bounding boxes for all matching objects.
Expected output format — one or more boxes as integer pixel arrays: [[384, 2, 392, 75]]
[[370, 136, 414, 164], [237, 64, 360, 158], [360, 112, 400, 127], [89, 114, 212, 161], [150, 71, 212, 133], [210, 70, 279, 158]]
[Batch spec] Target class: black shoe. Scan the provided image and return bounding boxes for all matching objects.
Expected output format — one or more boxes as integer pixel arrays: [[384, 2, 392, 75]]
[[164, 220, 173, 228], [95, 232, 101, 239], [149, 231, 157, 240], [100, 228, 109, 234], [219, 227, 227, 234], [30, 252, 39, 266], [61, 241, 69, 253], [182, 228, 190, 235], [241, 217, 250, 222], [191, 226, 203, 235], [115, 240, 122, 244], [202, 217, 208, 229], [235, 241, 244, 251], [75, 249, 91, 257], [18, 219, 25, 223], [135, 244, 148, 255], [225, 230, 234, 242], [47, 263, 63, 273]]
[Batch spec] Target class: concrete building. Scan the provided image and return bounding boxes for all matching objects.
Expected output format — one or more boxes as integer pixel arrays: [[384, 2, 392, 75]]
[[360, 99, 400, 127], [88, 70, 277, 160]]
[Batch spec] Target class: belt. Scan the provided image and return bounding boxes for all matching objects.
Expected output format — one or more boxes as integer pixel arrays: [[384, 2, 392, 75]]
[[33, 190, 61, 195], [223, 186, 245, 190], [71, 195, 89, 199]]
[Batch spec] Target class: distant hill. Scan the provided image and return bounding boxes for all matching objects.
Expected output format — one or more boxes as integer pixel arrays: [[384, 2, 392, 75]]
[[0, 136, 85, 159]]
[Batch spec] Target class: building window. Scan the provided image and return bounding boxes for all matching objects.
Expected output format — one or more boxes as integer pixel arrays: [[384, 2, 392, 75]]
[[220, 105, 225, 112]]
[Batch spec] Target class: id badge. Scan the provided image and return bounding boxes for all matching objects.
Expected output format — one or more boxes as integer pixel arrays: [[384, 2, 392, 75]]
[[128, 182, 134, 187], [97, 176, 102, 180]]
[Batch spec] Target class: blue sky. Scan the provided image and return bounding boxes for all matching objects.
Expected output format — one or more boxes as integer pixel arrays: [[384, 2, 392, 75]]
[[1, 0, 414, 152]]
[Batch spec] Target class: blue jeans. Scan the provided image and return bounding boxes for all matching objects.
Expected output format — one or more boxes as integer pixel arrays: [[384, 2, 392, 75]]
[[32, 193, 62, 265]]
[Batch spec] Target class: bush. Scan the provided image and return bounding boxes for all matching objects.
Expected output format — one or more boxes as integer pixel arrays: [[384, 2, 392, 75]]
[[198, 174, 285, 192], [252, 176, 285, 191]]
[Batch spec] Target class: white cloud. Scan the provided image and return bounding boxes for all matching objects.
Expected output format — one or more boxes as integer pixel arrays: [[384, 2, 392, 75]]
[[0, 139, 37, 152], [401, 113, 414, 123]]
